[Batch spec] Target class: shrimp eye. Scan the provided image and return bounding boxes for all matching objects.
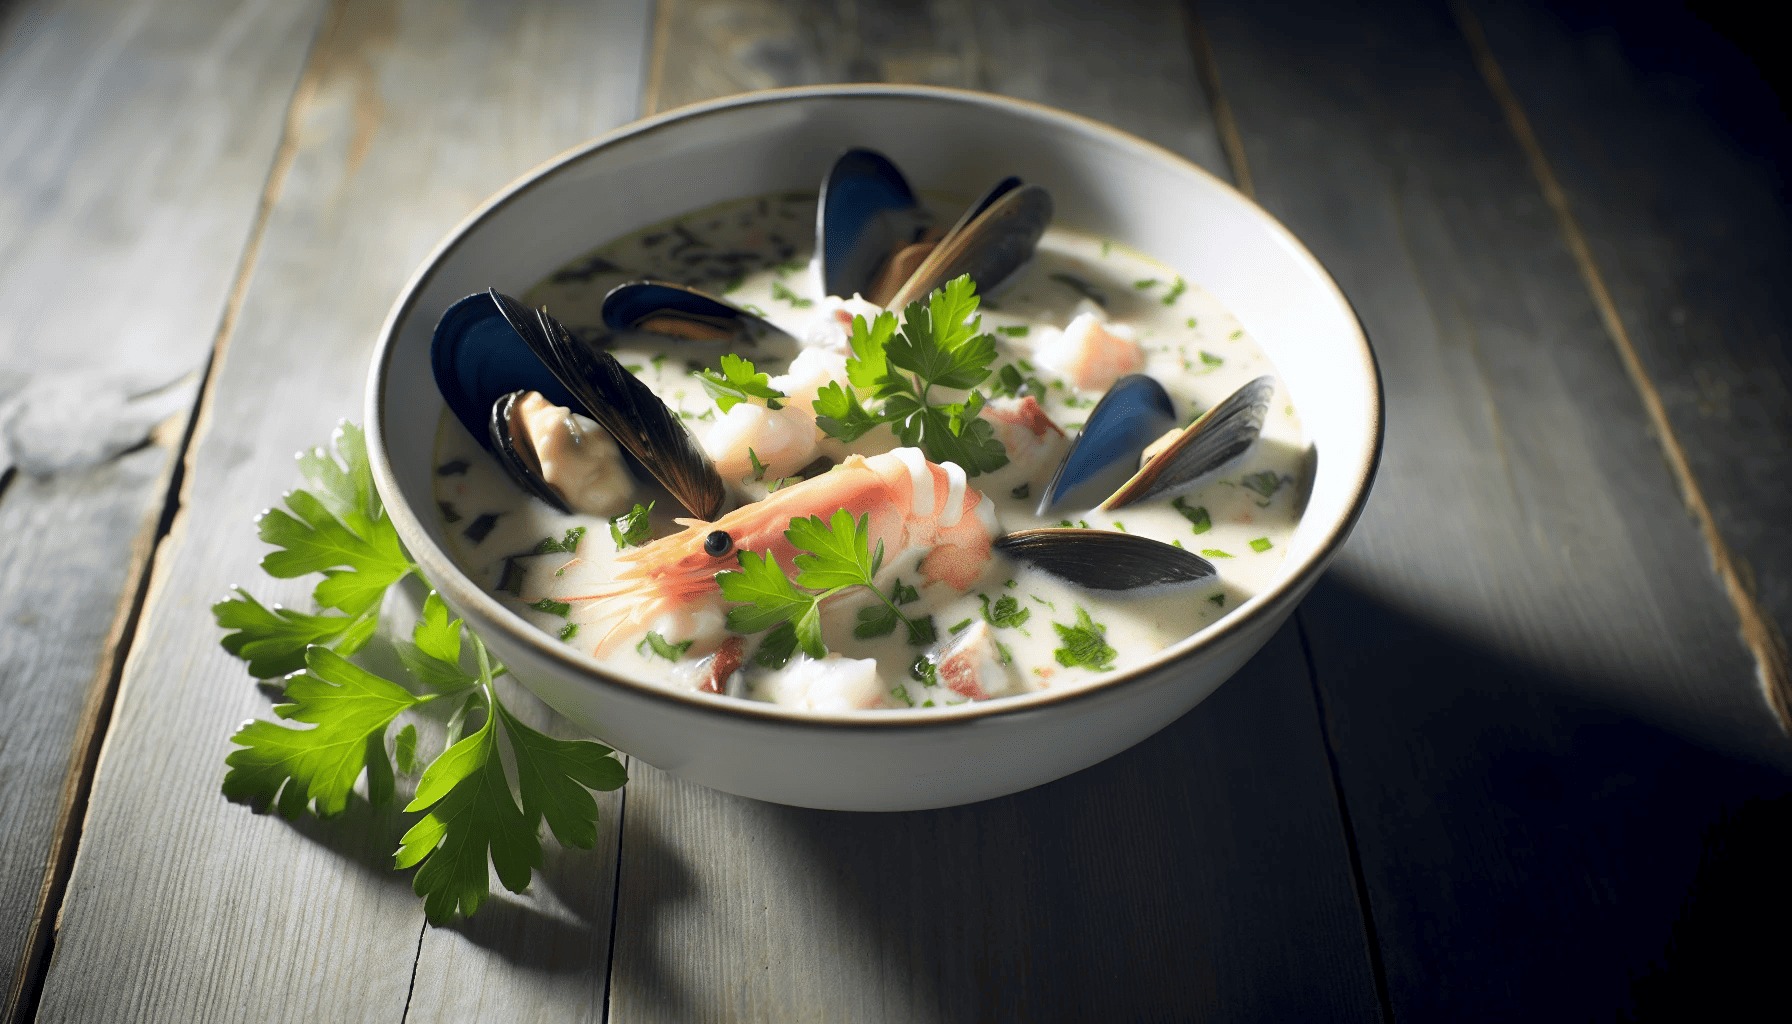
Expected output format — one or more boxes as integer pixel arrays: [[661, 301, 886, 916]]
[[703, 530, 734, 558]]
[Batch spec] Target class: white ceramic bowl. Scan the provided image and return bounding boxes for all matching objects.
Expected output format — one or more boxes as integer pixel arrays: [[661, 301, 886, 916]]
[[367, 85, 1381, 811]]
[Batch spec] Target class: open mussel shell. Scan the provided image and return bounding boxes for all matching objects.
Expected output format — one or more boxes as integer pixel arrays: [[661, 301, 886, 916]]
[[1036, 374, 1176, 516], [432, 292, 588, 448], [488, 390, 573, 514], [995, 529, 1216, 591], [817, 147, 932, 300], [521, 298, 728, 521], [1101, 375, 1275, 511], [887, 182, 1052, 309], [600, 279, 795, 346]]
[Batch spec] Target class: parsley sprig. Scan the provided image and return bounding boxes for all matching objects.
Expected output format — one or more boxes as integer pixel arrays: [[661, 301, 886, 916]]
[[697, 353, 785, 413], [716, 509, 931, 657], [215, 423, 627, 923], [812, 275, 1009, 476]]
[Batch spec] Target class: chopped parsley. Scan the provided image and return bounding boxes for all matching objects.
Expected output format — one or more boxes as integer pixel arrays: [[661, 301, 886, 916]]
[[1172, 497, 1211, 533], [637, 631, 693, 662], [534, 527, 586, 555], [980, 593, 1031, 630], [890, 684, 916, 707], [1162, 277, 1187, 305], [1240, 471, 1286, 506], [949, 617, 974, 634], [1249, 537, 1273, 553], [770, 279, 813, 308], [1202, 548, 1234, 558], [558, 622, 580, 641], [1133, 277, 1160, 290], [1010, 483, 1030, 500], [528, 598, 571, 617], [1208, 594, 1225, 607], [1052, 607, 1116, 671], [608, 501, 654, 550], [1199, 350, 1224, 367], [996, 325, 1030, 337]]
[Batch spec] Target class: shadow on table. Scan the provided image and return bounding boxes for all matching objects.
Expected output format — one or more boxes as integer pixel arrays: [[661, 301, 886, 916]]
[[597, 573, 1791, 1023], [1294, 572, 1792, 1021]]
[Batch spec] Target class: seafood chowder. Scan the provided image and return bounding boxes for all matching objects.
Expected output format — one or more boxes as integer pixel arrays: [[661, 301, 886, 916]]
[[430, 153, 1307, 713]]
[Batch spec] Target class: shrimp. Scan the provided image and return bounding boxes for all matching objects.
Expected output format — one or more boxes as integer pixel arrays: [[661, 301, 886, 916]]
[[562, 448, 997, 654]]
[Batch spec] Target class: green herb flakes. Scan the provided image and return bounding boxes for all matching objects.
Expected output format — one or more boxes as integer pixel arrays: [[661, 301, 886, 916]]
[[529, 598, 572, 617], [1172, 497, 1211, 533], [1249, 537, 1273, 553], [1052, 607, 1117, 671], [609, 501, 654, 550], [637, 631, 693, 662]]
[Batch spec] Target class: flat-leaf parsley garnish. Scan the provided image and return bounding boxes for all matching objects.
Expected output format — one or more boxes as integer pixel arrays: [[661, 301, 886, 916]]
[[214, 422, 627, 924], [717, 509, 932, 656], [811, 276, 1009, 476]]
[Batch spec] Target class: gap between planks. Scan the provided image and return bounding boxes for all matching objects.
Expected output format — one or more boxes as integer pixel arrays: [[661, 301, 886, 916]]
[[1182, 0, 1253, 198], [1452, 0, 1792, 730], [7, 8, 334, 1024]]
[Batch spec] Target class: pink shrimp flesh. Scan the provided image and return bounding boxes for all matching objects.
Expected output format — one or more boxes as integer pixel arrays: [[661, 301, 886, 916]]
[[564, 448, 995, 654]]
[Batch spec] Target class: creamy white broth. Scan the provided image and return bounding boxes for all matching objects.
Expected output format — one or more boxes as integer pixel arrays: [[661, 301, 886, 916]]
[[433, 192, 1306, 710]]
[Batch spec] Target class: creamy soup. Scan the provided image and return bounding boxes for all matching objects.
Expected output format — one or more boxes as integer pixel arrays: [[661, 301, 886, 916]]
[[433, 192, 1307, 711]]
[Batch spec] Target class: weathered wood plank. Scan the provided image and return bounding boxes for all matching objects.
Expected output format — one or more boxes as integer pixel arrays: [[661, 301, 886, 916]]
[[611, 625, 1382, 1023], [1196, 0, 1792, 1016], [0, 0, 327, 1016], [1463, 0, 1792, 719], [33, 2, 650, 1021], [609, 3, 1381, 1019]]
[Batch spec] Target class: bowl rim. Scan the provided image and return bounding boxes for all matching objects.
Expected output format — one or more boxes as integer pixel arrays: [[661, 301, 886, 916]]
[[366, 83, 1384, 733]]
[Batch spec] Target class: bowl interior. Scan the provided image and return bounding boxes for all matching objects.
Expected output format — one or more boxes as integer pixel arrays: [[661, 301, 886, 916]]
[[371, 87, 1378, 713]]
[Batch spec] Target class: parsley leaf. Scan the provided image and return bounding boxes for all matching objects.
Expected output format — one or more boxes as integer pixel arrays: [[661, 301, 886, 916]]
[[770, 279, 814, 308], [718, 510, 929, 658], [1052, 607, 1117, 671], [825, 277, 1009, 476], [215, 587, 357, 678], [396, 637, 625, 924], [609, 501, 654, 550], [754, 622, 799, 669], [223, 646, 432, 818], [883, 277, 997, 390], [697, 353, 786, 412], [216, 422, 629, 925], [813, 380, 885, 442]]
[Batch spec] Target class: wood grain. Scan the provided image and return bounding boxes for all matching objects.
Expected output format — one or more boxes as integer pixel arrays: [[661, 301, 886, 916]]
[[1460, 0, 1792, 723], [612, 3, 1381, 1020], [1196, 0, 1792, 1016], [609, 625, 1382, 1023], [0, 0, 326, 1016], [32, 1, 650, 1021]]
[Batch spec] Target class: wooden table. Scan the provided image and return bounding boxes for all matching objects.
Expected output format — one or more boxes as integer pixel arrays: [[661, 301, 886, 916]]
[[4, 1, 1788, 1019]]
